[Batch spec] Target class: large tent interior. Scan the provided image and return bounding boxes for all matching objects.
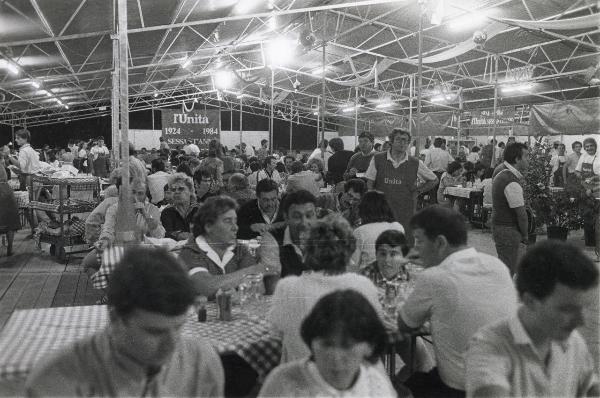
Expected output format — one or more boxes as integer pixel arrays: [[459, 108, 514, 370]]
[[0, 0, 599, 152]]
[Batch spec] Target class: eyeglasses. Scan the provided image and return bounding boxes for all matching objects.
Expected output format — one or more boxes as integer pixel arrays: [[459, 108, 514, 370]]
[[170, 186, 187, 193]]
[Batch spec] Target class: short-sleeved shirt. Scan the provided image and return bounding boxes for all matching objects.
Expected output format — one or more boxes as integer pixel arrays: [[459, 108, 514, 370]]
[[17, 144, 41, 174], [466, 314, 598, 397], [424, 147, 454, 172], [25, 329, 224, 397], [398, 248, 518, 390], [576, 152, 600, 175], [502, 162, 525, 208]]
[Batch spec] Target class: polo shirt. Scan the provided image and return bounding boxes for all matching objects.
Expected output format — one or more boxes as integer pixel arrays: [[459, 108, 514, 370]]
[[398, 247, 517, 390], [365, 150, 436, 182], [346, 149, 376, 175], [17, 144, 41, 174], [26, 329, 224, 397], [466, 314, 598, 397]]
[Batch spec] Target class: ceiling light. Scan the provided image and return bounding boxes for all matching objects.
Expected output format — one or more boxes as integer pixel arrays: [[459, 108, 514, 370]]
[[267, 38, 296, 66], [153, 91, 159, 98], [182, 59, 192, 69], [501, 83, 533, 93], [214, 70, 235, 89], [342, 106, 355, 113], [45, 90, 52, 97], [431, 95, 446, 103], [30, 81, 40, 89], [37, 89, 48, 96], [449, 12, 488, 32], [236, 0, 262, 13], [267, 17, 277, 31], [64, 104, 69, 109], [376, 102, 393, 109], [445, 94, 455, 100], [311, 67, 327, 75], [313, 111, 319, 115], [236, 93, 246, 99], [0, 60, 19, 75]]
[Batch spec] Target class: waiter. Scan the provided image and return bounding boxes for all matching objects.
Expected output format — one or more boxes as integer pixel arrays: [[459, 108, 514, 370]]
[[365, 128, 438, 243], [576, 137, 599, 247]]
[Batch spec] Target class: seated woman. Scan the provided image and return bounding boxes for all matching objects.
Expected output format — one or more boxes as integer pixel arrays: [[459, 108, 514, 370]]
[[259, 290, 396, 397], [82, 178, 164, 273], [268, 213, 381, 363], [285, 161, 321, 197], [437, 161, 464, 207], [160, 173, 200, 241], [85, 168, 124, 245], [350, 191, 405, 270], [178, 195, 280, 297]]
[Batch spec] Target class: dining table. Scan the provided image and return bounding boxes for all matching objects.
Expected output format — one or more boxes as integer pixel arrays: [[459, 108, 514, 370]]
[[0, 299, 281, 395]]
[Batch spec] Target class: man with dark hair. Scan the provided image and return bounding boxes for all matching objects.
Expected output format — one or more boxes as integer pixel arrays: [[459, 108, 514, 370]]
[[366, 128, 438, 243], [491, 142, 529, 275], [26, 246, 224, 396], [308, 139, 332, 172], [159, 136, 170, 151], [425, 137, 454, 175], [282, 155, 295, 174], [253, 155, 282, 186], [271, 190, 318, 277], [564, 140, 582, 187], [466, 241, 599, 397], [317, 178, 365, 227], [256, 139, 269, 162], [479, 139, 497, 170], [360, 229, 409, 288], [345, 131, 376, 180], [147, 158, 170, 204], [9, 128, 41, 190], [398, 206, 517, 398], [327, 137, 354, 186], [236, 178, 284, 239]]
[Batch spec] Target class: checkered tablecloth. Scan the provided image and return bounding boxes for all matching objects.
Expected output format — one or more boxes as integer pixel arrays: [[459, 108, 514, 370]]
[[0, 303, 281, 383], [13, 191, 29, 208], [443, 186, 481, 199]]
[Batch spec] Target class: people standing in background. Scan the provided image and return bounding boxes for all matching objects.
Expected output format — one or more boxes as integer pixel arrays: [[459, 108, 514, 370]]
[[491, 142, 529, 275], [479, 139, 496, 171], [466, 146, 480, 163], [575, 137, 599, 247], [366, 128, 438, 244], [255, 156, 282, 187], [0, 154, 21, 256], [159, 136, 170, 151], [495, 142, 506, 164], [326, 138, 354, 190], [563, 141, 582, 188], [90, 136, 110, 178], [255, 139, 270, 162], [551, 143, 567, 187], [307, 139, 333, 173], [77, 141, 88, 173], [240, 142, 254, 157], [61, 148, 75, 164], [345, 132, 376, 180], [425, 137, 454, 176], [8, 129, 41, 191]]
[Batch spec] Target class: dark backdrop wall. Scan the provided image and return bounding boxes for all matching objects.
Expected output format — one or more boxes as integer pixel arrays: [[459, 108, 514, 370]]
[[0, 107, 319, 150]]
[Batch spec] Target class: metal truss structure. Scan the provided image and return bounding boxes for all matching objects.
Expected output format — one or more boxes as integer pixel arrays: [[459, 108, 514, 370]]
[[0, 0, 598, 134]]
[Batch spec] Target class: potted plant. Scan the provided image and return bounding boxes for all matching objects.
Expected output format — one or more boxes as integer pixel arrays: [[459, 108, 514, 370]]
[[524, 138, 582, 240]]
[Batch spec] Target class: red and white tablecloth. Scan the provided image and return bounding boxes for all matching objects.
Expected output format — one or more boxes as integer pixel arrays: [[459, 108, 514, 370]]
[[0, 302, 281, 383]]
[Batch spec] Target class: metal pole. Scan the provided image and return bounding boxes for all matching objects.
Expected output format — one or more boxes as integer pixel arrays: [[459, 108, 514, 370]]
[[316, 96, 320, 147], [270, 68, 274, 152], [151, 106, 155, 131], [354, 87, 358, 148], [289, 108, 293, 151], [492, 55, 498, 166], [321, 42, 326, 145], [416, 6, 424, 157], [409, 74, 413, 136], [111, 36, 120, 162], [239, 98, 243, 148]]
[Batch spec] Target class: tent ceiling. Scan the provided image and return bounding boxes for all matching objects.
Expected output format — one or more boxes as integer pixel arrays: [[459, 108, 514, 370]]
[[0, 0, 598, 129]]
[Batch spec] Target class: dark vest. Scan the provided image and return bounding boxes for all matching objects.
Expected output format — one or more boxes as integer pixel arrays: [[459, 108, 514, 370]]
[[491, 168, 522, 227], [373, 152, 419, 227]]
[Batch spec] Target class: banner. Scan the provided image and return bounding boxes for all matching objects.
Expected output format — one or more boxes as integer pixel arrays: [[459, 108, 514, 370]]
[[530, 98, 600, 136], [462, 105, 530, 128], [161, 109, 220, 150]]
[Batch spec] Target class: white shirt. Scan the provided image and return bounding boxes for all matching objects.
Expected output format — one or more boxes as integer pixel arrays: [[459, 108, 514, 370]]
[[307, 148, 332, 172], [90, 145, 109, 160], [183, 143, 200, 157], [351, 221, 405, 268], [256, 169, 282, 186], [365, 150, 437, 182], [501, 162, 525, 208], [425, 147, 454, 172], [576, 152, 600, 175], [147, 171, 170, 204], [466, 152, 479, 163], [259, 201, 280, 225], [17, 144, 41, 174], [399, 247, 518, 390], [191, 235, 235, 274], [269, 272, 381, 363], [466, 314, 598, 398]]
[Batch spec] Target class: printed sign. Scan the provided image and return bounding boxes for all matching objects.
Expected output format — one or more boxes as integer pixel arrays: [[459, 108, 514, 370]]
[[161, 109, 220, 150]]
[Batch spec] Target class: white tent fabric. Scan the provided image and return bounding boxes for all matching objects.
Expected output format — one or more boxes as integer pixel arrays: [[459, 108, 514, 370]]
[[327, 58, 397, 87], [530, 98, 600, 136], [501, 13, 600, 31]]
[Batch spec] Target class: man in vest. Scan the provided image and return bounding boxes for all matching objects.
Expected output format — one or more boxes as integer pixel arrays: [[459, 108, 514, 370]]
[[365, 128, 438, 243], [491, 142, 529, 275]]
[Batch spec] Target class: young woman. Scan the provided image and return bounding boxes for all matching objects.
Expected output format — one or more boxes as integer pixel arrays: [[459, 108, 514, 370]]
[[437, 161, 464, 207], [259, 289, 397, 397]]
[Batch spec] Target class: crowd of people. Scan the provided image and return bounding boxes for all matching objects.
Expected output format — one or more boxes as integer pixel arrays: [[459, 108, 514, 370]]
[[0, 126, 598, 397]]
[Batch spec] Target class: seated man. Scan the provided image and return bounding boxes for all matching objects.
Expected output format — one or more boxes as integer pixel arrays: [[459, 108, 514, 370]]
[[178, 195, 280, 297], [397, 206, 517, 398], [271, 190, 319, 278], [466, 240, 599, 398], [26, 246, 224, 396], [360, 229, 409, 289], [236, 179, 284, 239], [147, 158, 170, 205], [316, 178, 365, 227]]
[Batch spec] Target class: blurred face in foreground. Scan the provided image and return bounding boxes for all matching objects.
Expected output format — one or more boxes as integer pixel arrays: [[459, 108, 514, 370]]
[[310, 331, 373, 391], [110, 309, 187, 368]]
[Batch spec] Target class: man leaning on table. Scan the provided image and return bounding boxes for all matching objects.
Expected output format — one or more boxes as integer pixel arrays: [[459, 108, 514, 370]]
[[396, 206, 517, 398], [25, 246, 224, 397], [466, 241, 599, 398]]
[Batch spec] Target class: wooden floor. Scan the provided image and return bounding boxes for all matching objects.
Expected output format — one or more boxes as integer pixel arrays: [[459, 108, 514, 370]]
[[0, 230, 102, 329]]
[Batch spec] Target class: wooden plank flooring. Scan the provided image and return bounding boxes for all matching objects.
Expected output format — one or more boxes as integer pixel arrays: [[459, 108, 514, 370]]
[[0, 230, 102, 330]]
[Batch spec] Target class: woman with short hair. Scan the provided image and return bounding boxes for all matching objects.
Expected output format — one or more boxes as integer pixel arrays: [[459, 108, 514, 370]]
[[268, 213, 381, 363], [160, 173, 200, 241]]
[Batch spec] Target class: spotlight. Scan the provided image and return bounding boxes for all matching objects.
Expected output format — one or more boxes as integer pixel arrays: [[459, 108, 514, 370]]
[[267, 38, 296, 66], [214, 70, 234, 89], [30, 81, 40, 89], [182, 59, 192, 69]]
